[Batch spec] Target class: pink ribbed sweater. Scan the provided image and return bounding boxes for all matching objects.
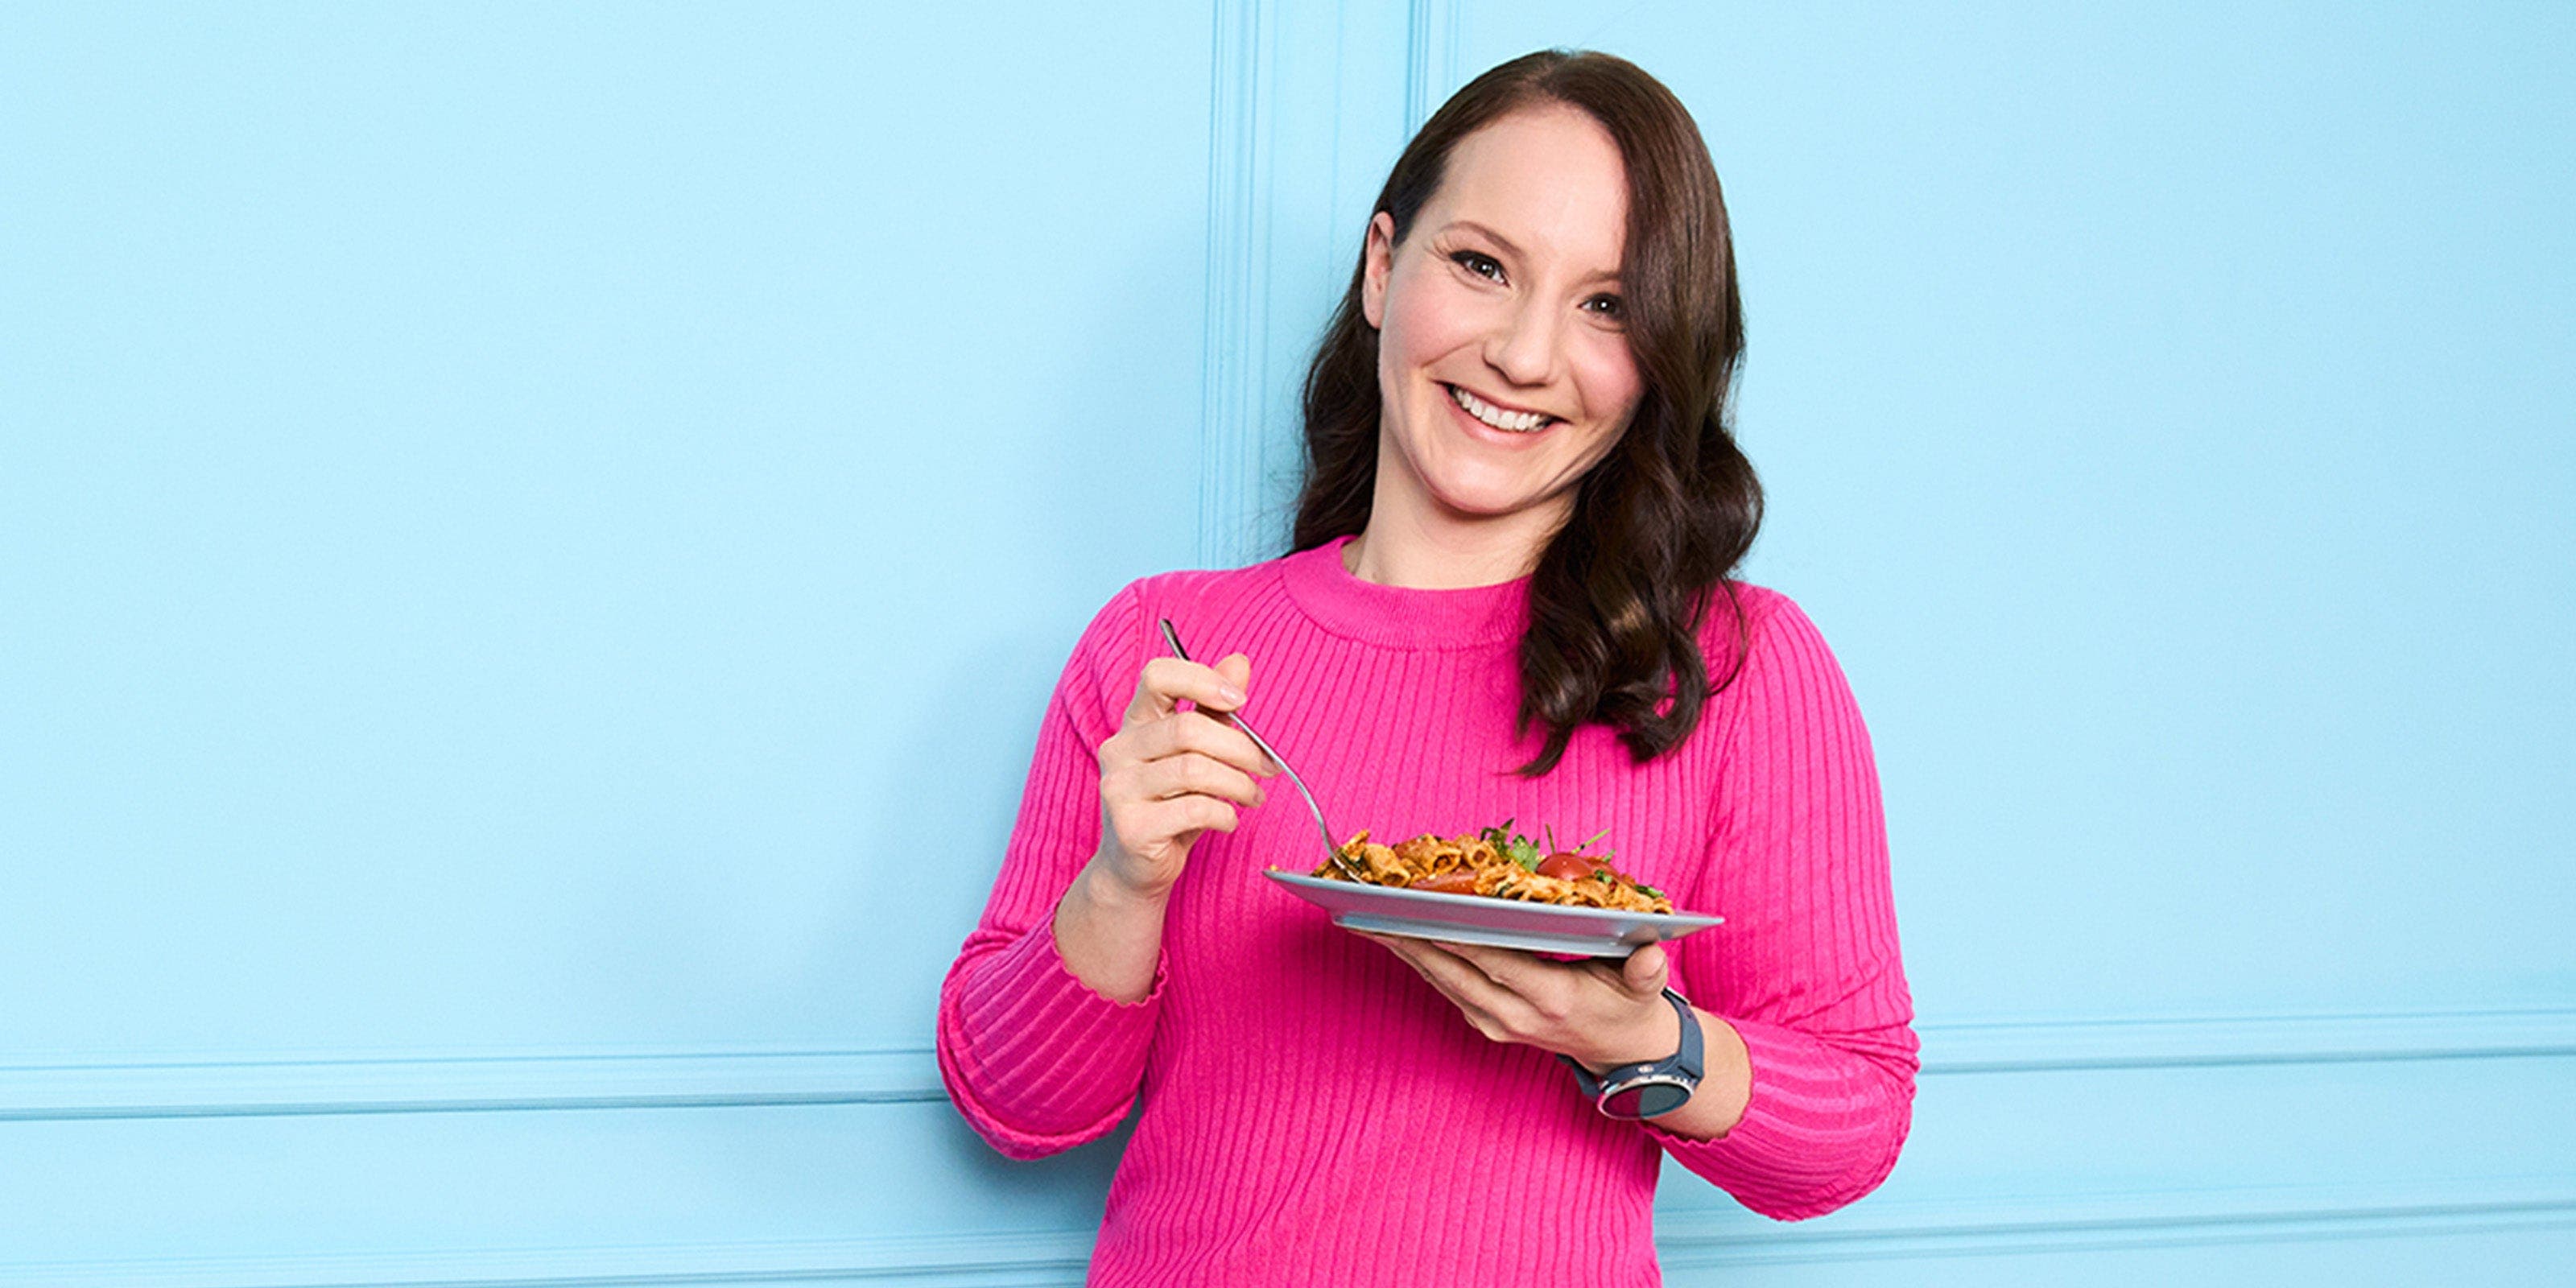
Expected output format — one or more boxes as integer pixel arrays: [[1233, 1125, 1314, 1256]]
[[937, 537, 1915, 1286]]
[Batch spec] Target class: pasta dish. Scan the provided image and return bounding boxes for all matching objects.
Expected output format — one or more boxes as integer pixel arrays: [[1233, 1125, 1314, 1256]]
[[1313, 822, 1673, 914]]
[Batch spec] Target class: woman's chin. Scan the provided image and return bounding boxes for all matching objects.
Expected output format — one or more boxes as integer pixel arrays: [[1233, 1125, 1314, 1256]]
[[1422, 481, 1567, 525]]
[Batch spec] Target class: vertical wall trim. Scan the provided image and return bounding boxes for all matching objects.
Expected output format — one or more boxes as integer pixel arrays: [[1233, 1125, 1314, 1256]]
[[1199, 0, 1268, 568], [1404, 0, 1460, 135], [1200, 1, 1429, 568]]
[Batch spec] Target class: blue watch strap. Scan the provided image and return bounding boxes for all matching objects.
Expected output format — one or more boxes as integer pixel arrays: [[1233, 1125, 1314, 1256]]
[[1561, 989, 1703, 1106]]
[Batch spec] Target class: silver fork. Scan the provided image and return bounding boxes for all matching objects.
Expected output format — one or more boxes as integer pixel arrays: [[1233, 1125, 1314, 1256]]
[[1157, 618, 1368, 883]]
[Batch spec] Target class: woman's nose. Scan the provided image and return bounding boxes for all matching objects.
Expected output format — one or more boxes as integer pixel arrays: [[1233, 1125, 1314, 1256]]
[[1483, 296, 1559, 387]]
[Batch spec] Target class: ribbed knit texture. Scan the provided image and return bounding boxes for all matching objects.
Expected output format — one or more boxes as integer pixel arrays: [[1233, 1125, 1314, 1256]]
[[936, 537, 1917, 1286]]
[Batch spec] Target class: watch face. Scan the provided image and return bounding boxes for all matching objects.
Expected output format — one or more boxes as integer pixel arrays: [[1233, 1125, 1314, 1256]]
[[1601, 1077, 1692, 1120]]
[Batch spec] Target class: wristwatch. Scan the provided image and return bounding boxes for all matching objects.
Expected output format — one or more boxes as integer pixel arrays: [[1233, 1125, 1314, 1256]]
[[1560, 989, 1703, 1119]]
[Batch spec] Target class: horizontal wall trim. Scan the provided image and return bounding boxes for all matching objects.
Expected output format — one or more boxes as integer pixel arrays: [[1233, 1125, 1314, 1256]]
[[6, 1008, 2570, 1121], [4, 1181, 2570, 1286], [1922, 1007, 2576, 1075], [0, 1050, 939, 1122], [1657, 1179, 2576, 1269], [0, 1228, 1094, 1288]]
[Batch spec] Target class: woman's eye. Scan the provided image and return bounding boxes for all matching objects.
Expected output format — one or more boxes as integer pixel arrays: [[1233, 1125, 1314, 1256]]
[[1583, 293, 1626, 322], [1449, 250, 1504, 282]]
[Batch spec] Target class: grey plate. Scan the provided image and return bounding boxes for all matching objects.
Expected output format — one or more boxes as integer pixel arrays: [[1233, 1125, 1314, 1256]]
[[1265, 869, 1722, 958]]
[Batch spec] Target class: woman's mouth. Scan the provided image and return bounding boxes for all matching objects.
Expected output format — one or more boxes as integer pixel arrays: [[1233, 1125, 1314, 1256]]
[[1445, 383, 1557, 434]]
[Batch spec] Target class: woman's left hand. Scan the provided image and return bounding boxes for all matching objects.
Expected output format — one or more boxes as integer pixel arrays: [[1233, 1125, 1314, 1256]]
[[1361, 934, 1681, 1072]]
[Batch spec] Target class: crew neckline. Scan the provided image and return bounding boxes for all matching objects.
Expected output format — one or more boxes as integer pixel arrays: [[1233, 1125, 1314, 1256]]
[[1278, 535, 1530, 649]]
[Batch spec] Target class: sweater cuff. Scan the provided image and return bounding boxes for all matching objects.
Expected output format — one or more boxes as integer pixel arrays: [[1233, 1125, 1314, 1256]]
[[941, 920, 1166, 1153], [1645, 1014, 1908, 1220]]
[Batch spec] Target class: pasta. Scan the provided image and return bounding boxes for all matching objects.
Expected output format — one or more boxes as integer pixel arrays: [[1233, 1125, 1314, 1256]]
[[1314, 823, 1674, 914]]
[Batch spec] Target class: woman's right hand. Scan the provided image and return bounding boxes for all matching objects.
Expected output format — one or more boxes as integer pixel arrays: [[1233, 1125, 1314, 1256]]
[[1088, 652, 1278, 903]]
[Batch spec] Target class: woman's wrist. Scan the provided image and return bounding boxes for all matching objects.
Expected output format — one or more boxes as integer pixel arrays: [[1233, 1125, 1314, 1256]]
[[1078, 847, 1175, 912], [1051, 856, 1171, 1004], [1640, 1007, 1752, 1141], [1575, 988, 1686, 1074]]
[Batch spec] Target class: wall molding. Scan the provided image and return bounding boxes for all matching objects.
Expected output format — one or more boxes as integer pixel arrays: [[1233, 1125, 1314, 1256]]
[[6, 1008, 2569, 1122], [4, 1179, 2568, 1286], [1197, 0, 1271, 568], [0, 1049, 936, 1121], [1922, 1007, 2576, 1075], [1404, 0, 1462, 134], [0, 1229, 1094, 1288], [1195, 0, 1453, 568], [1656, 1179, 2576, 1269]]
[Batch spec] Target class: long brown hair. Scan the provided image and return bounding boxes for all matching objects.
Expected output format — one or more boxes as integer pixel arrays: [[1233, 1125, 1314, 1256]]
[[1293, 50, 1761, 775]]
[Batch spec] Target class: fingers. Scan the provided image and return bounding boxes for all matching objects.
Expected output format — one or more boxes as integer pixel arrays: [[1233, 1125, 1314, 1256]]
[[1367, 936, 1521, 1012], [1122, 655, 1249, 727], [1121, 708, 1276, 780], [1101, 794, 1242, 872], [1401, 937, 1662, 1003], [1122, 749, 1266, 809], [1432, 939, 1600, 1000], [1115, 653, 1278, 776], [1430, 939, 1528, 986], [1361, 935, 1519, 1041], [1140, 794, 1241, 838], [1440, 938, 1665, 1001]]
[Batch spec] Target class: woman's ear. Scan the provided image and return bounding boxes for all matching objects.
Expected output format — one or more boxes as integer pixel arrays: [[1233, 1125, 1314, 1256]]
[[1360, 212, 1397, 329]]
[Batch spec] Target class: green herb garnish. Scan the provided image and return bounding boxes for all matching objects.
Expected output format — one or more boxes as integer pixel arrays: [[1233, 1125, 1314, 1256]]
[[1479, 817, 1546, 871]]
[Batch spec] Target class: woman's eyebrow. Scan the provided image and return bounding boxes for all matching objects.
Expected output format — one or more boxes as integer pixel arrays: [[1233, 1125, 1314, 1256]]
[[1442, 218, 1621, 287], [1442, 219, 1525, 261]]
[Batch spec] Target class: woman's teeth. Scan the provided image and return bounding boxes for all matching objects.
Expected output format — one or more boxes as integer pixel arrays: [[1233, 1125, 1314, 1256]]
[[1448, 384, 1553, 433]]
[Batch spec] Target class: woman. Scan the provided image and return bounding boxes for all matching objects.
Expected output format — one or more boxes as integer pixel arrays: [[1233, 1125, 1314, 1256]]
[[938, 50, 1914, 1286]]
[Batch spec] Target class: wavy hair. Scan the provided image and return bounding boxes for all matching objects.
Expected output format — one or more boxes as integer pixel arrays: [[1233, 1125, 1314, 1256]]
[[1293, 50, 1761, 775]]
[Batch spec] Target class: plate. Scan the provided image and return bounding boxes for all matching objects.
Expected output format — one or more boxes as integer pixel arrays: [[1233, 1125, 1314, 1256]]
[[1265, 869, 1722, 958]]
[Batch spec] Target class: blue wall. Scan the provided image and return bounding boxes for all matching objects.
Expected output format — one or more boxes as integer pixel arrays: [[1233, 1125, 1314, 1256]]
[[4, 2, 2570, 1282]]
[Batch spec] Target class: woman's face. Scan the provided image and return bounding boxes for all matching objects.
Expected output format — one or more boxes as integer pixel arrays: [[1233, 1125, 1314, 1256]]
[[1362, 105, 1643, 539]]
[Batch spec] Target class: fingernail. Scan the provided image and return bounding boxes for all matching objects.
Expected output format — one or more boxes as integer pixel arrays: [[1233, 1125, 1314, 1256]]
[[1218, 685, 1247, 705]]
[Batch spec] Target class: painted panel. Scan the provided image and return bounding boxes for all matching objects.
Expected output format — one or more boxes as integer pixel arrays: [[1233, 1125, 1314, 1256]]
[[2, 2, 1211, 1062], [0, 2, 1209, 1273], [1448, 0, 2576, 1022]]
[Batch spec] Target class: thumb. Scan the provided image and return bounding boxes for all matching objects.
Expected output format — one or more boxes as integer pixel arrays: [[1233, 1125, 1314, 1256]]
[[1623, 942, 1670, 995]]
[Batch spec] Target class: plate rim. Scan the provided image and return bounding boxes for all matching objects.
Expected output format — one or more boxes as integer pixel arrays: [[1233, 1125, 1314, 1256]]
[[1263, 868, 1723, 933]]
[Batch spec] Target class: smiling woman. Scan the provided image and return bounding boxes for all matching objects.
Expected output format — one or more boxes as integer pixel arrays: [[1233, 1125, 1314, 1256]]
[[939, 50, 1913, 1287]]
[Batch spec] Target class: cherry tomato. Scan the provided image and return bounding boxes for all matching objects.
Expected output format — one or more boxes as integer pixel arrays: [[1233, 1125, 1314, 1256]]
[[1414, 869, 1480, 894], [1537, 852, 1606, 881]]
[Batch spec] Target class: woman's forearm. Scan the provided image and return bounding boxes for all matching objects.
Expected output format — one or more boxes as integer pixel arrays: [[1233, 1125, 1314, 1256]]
[[1051, 854, 1171, 1003]]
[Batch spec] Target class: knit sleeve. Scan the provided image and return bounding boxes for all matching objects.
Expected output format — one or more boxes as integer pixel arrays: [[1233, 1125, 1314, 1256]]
[[1649, 589, 1919, 1219], [935, 580, 1168, 1160]]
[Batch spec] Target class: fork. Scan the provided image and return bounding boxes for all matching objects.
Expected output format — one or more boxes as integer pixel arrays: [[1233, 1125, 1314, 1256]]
[[1157, 618, 1368, 883]]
